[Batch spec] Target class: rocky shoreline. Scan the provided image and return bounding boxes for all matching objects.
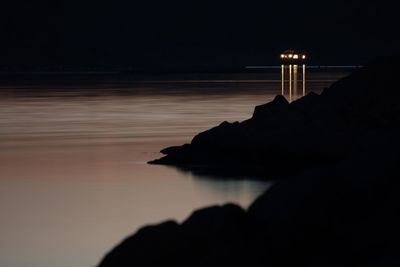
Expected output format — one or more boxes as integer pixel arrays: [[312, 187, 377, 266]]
[[99, 56, 400, 267], [149, 57, 399, 180]]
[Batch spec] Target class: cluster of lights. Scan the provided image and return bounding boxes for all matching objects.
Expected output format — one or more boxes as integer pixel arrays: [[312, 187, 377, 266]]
[[280, 53, 307, 60]]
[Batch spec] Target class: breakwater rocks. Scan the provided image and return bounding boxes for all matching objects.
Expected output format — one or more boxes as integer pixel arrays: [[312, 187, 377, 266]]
[[100, 57, 400, 267]]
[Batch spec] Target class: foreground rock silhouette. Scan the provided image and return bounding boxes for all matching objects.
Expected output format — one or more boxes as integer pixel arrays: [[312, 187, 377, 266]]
[[99, 57, 400, 267]]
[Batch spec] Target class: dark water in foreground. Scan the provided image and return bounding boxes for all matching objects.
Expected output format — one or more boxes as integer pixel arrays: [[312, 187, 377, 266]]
[[0, 71, 349, 267]]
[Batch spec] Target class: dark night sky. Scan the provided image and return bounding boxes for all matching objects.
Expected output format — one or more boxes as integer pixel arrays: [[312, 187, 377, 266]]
[[0, 1, 398, 71]]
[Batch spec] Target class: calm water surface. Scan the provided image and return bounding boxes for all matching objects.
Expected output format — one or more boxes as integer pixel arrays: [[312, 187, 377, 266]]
[[0, 72, 348, 267]]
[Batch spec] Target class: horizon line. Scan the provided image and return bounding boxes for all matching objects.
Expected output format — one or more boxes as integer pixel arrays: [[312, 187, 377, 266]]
[[246, 65, 363, 69]]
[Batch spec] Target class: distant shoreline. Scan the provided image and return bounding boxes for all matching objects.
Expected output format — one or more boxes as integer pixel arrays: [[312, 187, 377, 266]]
[[0, 65, 361, 77], [0, 69, 350, 92]]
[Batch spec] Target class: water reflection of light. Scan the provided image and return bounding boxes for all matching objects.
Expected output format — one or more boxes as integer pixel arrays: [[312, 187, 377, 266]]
[[281, 64, 307, 102], [281, 64, 285, 95], [303, 64, 306, 96], [294, 64, 298, 97], [289, 65, 293, 102]]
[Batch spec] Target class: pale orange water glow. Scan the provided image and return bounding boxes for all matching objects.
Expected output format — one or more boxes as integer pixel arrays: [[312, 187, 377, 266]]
[[0, 73, 349, 267]]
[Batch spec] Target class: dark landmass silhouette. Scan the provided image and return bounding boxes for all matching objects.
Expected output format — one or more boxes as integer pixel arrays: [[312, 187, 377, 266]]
[[149, 57, 399, 179], [99, 56, 400, 267]]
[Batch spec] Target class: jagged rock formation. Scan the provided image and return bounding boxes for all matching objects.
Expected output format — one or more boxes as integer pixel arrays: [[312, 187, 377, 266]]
[[99, 57, 400, 267], [149, 57, 400, 179]]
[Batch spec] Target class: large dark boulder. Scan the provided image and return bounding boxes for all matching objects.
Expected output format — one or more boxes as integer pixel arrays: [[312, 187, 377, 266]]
[[99, 221, 181, 267], [99, 204, 248, 267]]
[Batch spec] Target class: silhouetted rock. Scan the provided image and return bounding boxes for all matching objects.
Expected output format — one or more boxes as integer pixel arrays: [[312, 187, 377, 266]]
[[100, 204, 248, 267], [99, 221, 180, 267], [100, 56, 400, 267], [251, 94, 289, 120], [149, 57, 399, 180], [100, 135, 400, 267]]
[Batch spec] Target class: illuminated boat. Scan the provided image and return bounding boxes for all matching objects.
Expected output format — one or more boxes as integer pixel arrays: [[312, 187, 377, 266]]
[[280, 50, 307, 62]]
